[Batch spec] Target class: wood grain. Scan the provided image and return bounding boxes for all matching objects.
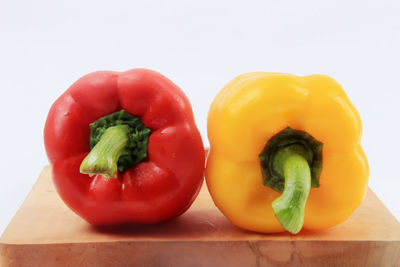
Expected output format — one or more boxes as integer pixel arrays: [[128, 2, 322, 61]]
[[1, 166, 399, 267]]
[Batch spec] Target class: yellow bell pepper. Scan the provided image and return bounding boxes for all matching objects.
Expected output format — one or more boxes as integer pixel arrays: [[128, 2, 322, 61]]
[[206, 72, 369, 234]]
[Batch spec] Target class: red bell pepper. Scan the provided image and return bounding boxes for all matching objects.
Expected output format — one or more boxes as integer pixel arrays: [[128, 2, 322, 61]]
[[44, 69, 205, 225]]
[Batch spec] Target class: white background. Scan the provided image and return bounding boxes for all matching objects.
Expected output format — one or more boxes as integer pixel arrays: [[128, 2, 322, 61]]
[[0, 0, 399, 235]]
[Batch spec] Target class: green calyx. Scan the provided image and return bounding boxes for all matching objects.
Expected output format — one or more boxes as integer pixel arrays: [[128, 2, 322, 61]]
[[259, 127, 322, 192], [259, 127, 323, 234], [80, 110, 151, 178]]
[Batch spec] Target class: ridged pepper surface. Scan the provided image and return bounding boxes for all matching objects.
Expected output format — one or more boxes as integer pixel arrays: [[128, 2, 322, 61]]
[[206, 72, 369, 234], [44, 69, 204, 225]]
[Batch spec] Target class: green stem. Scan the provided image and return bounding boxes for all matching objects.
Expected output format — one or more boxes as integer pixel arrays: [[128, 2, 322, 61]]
[[80, 125, 130, 178], [271, 145, 311, 234]]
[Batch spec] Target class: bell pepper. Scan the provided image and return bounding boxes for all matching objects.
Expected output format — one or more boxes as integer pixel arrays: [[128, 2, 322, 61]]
[[44, 69, 205, 225], [206, 72, 369, 234]]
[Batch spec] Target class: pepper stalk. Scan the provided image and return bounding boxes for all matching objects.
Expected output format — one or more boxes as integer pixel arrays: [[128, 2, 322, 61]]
[[259, 127, 322, 234], [80, 110, 151, 179]]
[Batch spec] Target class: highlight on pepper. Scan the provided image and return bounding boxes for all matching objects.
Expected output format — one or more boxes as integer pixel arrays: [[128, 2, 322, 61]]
[[205, 72, 369, 234], [44, 69, 205, 225]]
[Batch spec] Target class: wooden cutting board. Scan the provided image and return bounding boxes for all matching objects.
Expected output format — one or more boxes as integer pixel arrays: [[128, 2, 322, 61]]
[[1, 166, 399, 267]]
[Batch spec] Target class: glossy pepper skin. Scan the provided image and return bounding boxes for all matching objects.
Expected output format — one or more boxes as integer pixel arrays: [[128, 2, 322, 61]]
[[44, 69, 204, 225], [206, 72, 369, 233]]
